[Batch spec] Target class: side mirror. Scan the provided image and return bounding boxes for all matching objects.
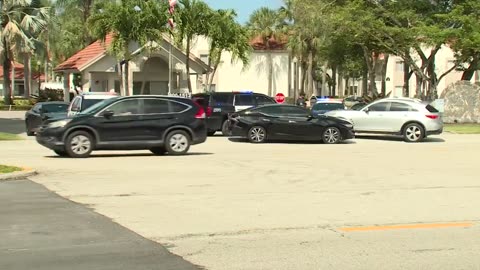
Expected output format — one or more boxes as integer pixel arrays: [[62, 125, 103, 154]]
[[103, 110, 114, 118], [363, 107, 370, 113]]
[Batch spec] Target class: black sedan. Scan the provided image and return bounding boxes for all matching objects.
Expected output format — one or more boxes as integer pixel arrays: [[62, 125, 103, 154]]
[[227, 104, 355, 144], [25, 102, 69, 136]]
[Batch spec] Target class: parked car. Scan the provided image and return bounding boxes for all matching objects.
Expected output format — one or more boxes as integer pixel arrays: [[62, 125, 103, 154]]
[[25, 101, 69, 136], [36, 95, 207, 158], [227, 104, 354, 144], [311, 100, 346, 116], [325, 98, 443, 142], [192, 91, 276, 136], [67, 92, 119, 117]]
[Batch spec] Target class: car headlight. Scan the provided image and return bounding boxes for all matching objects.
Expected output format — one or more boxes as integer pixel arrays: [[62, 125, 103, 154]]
[[48, 119, 71, 128]]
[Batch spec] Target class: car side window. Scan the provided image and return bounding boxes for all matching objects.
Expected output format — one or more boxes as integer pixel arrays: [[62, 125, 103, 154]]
[[70, 97, 81, 112], [107, 99, 141, 116], [254, 95, 275, 106], [143, 99, 171, 114], [389, 102, 417, 112], [254, 106, 284, 116], [235, 94, 254, 106], [211, 94, 233, 105], [282, 106, 310, 117], [367, 102, 389, 112]]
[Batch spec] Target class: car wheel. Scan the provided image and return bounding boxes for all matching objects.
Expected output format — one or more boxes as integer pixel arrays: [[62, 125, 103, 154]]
[[165, 130, 190, 155], [65, 131, 94, 158], [54, 150, 68, 157], [27, 130, 35, 136], [150, 147, 166, 155], [322, 126, 342, 144], [207, 131, 216, 136], [248, 126, 267, 143], [221, 120, 231, 136], [403, 123, 424, 143]]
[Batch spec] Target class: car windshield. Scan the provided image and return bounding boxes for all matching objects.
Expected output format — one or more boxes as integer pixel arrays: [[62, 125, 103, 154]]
[[43, 104, 68, 113], [79, 98, 119, 115], [312, 103, 344, 111]]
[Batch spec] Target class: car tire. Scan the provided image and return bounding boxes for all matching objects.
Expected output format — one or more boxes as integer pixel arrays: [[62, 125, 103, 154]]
[[27, 130, 35, 136], [322, 126, 342, 144], [165, 130, 190, 155], [248, 126, 267, 143], [403, 123, 425, 143], [65, 131, 94, 158], [207, 131, 216, 136], [150, 147, 166, 155], [54, 150, 69, 157], [221, 120, 231, 136]]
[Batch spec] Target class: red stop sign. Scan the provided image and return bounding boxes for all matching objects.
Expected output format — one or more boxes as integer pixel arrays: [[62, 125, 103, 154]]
[[275, 93, 285, 103]]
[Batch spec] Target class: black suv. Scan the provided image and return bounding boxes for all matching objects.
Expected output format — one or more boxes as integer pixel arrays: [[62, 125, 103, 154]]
[[192, 91, 276, 136], [36, 96, 207, 158]]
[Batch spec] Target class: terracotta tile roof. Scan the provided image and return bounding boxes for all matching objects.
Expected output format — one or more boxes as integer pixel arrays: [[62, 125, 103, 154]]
[[250, 35, 288, 51], [0, 62, 45, 81], [54, 34, 114, 72]]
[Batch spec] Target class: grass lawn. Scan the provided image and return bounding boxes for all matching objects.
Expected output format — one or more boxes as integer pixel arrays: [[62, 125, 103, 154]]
[[0, 165, 22, 174], [0, 132, 23, 141], [444, 124, 480, 134]]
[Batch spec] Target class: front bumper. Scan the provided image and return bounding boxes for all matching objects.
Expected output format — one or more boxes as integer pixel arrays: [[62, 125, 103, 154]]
[[342, 127, 355, 140], [35, 127, 66, 151]]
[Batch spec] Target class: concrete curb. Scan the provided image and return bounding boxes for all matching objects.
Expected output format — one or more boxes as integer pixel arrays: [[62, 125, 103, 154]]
[[0, 168, 38, 181]]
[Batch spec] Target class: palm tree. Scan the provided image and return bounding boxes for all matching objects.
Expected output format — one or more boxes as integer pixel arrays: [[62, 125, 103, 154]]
[[247, 7, 284, 97], [175, 0, 212, 93], [1, 0, 48, 105], [88, 0, 168, 96], [205, 9, 251, 92], [55, 0, 95, 46]]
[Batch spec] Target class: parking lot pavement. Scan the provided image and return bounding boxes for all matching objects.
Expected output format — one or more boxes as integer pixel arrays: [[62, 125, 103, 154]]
[[0, 179, 203, 270], [1, 134, 480, 269]]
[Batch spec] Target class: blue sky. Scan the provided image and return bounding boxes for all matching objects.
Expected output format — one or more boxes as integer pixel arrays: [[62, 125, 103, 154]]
[[203, 0, 283, 24]]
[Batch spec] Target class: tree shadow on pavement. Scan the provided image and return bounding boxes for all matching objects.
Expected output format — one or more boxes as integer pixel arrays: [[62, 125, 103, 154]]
[[355, 135, 445, 143], [228, 137, 356, 145], [0, 118, 25, 135]]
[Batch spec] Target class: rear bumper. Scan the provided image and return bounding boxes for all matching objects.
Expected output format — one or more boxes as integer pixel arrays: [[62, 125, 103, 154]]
[[426, 127, 443, 135]]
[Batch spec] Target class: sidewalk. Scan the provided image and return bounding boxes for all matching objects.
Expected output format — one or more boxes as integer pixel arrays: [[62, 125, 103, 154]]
[[0, 179, 203, 270]]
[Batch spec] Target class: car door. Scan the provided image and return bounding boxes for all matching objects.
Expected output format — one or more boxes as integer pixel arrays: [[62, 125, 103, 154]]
[[355, 101, 391, 132], [383, 102, 418, 132], [140, 98, 189, 141], [27, 104, 43, 129], [94, 98, 145, 142], [250, 106, 285, 138], [254, 94, 276, 106], [280, 106, 320, 139]]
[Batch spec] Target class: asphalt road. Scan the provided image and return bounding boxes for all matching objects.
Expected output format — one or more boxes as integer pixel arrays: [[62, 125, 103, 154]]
[[1, 131, 480, 269], [0, 179, 203, 270]]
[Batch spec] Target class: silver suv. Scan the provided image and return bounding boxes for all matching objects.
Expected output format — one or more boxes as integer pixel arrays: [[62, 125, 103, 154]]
[[325, 98, 443, 142]]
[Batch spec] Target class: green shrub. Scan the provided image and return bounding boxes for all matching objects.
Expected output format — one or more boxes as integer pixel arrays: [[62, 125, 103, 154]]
[[37, 88, 64, 102]]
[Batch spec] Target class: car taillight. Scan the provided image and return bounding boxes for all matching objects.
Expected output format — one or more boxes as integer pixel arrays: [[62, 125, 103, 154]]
[[206, 106, 213, 117], [193, 101, 206, 119], [426, 114, 439, 119]]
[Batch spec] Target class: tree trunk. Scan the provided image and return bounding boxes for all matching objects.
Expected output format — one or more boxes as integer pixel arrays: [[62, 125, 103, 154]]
[[306, 50, 314, 97], [120, 62, 127, 96], [23, 54, 32, 98], [380, 54, 389, 96], [345, 77, 350, 96], [362, 68, 368, 96], [293, 59, 298, 100], [461, 55, 478, 81], [300, 60, 307, 94], [337, 70, 344, 97], [288, 53, 292, 98], [362, 46, 378, 96], [415, 74, 423, 99], [321, 62, 328, 96], [2, 38, 12, 105], [403, 61, 410, 97], [268, 52, 273, 96], [208, 55, 221, 92], [186, 37, 192, 93], [331, 65, 337, 97]]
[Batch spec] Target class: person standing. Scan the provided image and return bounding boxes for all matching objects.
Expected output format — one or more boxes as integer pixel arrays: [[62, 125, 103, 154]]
[[296, 93, 306, 108]]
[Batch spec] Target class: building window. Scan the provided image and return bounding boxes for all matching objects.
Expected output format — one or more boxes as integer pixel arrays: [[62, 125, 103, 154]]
[[395, 61, 404, 72], [200, 54, 209, 64]]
